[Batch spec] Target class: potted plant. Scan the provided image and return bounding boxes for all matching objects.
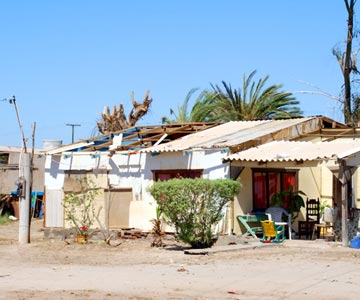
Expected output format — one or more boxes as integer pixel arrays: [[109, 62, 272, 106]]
[[270, 186, 305, 223], [62, 178, 99, 243]]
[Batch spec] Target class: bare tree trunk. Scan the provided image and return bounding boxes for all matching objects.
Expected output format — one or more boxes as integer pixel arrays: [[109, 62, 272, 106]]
[[343, 0, 355, 125], [128, 90, 153, 127], [97, 91, 153, 134]]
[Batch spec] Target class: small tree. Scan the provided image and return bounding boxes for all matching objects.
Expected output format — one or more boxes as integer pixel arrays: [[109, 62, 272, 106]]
[[148, 178, 241, 248], [63, 178, 99, 239]]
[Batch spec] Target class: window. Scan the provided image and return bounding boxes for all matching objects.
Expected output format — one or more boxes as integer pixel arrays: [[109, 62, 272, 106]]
[[0, 153, 9, 165], [153, 169, 202, 181], [252, 169, 297, 211]]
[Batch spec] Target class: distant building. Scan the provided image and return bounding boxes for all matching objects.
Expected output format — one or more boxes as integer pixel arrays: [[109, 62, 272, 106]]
[[0, 146, 45, 218]]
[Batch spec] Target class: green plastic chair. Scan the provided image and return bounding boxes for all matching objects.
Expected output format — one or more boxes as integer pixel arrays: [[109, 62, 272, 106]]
[[260, 220, 285, 243]]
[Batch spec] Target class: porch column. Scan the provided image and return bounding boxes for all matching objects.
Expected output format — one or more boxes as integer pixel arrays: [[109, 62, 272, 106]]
[[339, 160, 349, 247]]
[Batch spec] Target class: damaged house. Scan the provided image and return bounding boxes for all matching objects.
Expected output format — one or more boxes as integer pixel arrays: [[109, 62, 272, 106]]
[[42, 116, 360, 245]]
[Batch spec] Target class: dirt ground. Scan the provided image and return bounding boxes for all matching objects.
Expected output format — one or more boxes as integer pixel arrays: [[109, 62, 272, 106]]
[[1, 219, 360, 300]]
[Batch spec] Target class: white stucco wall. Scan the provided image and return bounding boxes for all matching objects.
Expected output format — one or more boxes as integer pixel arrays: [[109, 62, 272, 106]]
[[44, 155, 65, 190], [110, 149, 230, 204], [44, 155, 65, 227], [133, 149, 230, 230]]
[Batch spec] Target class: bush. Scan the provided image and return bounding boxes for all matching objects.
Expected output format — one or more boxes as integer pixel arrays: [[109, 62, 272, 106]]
[[148, 178, 240, 248]]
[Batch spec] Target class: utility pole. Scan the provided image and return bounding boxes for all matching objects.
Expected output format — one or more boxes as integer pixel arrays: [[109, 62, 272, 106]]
[[18, 153, 31, 244], [66, 123, 81, 143], [5, 96, 31, 244], [9, 96, 27, 152]]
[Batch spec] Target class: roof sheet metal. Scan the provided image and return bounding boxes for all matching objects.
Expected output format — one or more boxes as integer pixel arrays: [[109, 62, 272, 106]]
[[0, 146, 24, 152], [44, 141, 95, 155], [142, 117, 315, 153], [198, 117, 315, 149], [0, 146, 42, 154], [59, 153, 110, 170], [141, 120, 268, 153], [225, 140, 360, 162]]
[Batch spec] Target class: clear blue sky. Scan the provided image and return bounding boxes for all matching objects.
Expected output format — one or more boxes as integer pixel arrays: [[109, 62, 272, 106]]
[[0, 1, 349, 147]]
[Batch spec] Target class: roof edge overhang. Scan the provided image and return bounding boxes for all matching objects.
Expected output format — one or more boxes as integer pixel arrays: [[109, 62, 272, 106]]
[[228, 158, 339, 168]]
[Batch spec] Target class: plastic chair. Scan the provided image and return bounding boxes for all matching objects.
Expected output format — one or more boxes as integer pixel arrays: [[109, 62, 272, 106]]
[[260, 220, 285, 243], [265, 207, 292, 240], [312, 206, 336, 240], [298, 198, 320, 239]]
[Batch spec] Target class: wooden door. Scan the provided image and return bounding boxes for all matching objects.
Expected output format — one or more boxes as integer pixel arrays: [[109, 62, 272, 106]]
[[106, 188, 132, 229]]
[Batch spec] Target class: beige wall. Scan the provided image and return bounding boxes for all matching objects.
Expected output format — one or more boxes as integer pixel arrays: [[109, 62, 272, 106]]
[[353, 168, 360, 209], [62, 172, 108, 230], [297, 167, 321, 222], [233, 168, 252, 234], [297, 166, 336, 231]]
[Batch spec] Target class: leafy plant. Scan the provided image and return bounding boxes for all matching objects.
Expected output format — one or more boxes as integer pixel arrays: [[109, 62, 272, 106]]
[[62, 178, 99, 239], [0, 213, 11, 225], [270, 186, 306, 222], [320, 201, 331, 217], [151, 206, 164, 247], [148, 178, 241, 248]]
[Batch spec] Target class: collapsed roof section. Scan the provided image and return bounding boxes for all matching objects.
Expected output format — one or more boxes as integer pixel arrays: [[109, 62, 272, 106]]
[[44, 122, 222, 154]]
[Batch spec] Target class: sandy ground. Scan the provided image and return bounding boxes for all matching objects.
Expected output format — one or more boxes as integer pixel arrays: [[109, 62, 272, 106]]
[[1, 219, 360, 300]]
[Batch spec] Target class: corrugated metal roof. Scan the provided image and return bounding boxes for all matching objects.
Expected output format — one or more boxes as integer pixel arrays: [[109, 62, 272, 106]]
[[0, 146, 42, 154], [0, 146, 26, 152], [43, 141, 95, 155], [224, 140, 360, 163], [142, 117, 316, 153]]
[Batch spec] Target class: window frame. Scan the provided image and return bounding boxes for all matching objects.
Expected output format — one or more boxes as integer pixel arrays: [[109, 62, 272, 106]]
[[0, 153, 9, 165], [152, 169, 203, 181], [252, 168, 299, 212]]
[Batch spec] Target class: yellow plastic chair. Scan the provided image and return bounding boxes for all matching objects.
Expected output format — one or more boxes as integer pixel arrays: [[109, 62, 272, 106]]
[[260, 220, 285, 243], [265, 206, 292, 240]]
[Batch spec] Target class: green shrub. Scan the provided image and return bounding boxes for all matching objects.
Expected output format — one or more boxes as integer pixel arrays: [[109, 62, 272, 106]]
[[148, 178, 240, 248]]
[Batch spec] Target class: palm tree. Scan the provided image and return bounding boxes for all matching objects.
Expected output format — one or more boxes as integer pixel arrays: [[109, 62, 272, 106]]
[[210, 70, 303, 121], [161, 88, 216, 124]]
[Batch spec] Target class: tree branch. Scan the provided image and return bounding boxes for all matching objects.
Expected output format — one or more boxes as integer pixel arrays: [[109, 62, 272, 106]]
[[293, 81, 343, 103]]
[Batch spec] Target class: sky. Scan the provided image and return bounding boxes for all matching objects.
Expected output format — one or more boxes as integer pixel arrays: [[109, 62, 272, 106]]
[[0, 0, 352, 148]]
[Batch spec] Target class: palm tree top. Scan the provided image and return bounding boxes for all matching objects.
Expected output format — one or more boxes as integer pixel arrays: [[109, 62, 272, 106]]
[[210, 70, 303, 121], [161, 88, 217, 124]]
